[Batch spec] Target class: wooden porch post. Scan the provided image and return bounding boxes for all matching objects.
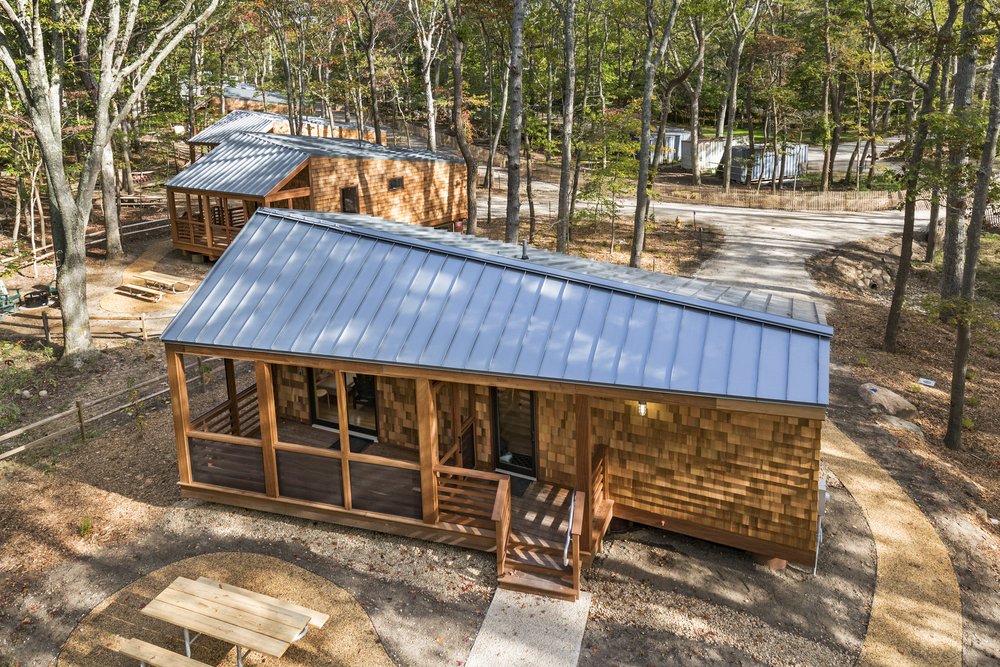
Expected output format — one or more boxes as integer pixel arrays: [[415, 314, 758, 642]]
[[416, 378, 439, 524], [224, 359, 240, 436], [203, 194, 213, 250], [255, 362, 279, 498], [168, 190, 178, 243], [336, 372, 353, 510], [450, 382, 461, 466], [575, 394, 594, 554], [165, 348, 192, 484]]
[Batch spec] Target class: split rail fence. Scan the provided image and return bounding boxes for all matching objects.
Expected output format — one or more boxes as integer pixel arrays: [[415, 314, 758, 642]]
[[0, 357, 237, 461], [8, 311, 175, 344]]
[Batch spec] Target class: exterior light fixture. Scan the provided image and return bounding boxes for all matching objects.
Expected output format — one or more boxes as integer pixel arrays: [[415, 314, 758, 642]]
[[637, 401, 648, 417]]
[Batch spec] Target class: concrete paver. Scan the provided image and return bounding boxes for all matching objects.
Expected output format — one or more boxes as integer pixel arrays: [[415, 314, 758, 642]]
[[466, 589, 591, 667]]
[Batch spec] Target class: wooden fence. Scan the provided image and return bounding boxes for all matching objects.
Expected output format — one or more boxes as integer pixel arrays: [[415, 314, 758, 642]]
[[655, 187, 909, 213], [0, 357, 237, 461], [6, 311, 174, 344]]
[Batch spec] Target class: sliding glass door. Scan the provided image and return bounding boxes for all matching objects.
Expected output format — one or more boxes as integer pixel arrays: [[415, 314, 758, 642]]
[[309, 370, 378, 437], [491, 387, 537, 478]]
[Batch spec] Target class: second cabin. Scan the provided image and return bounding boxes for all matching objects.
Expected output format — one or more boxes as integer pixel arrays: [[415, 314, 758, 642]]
[[186, 109, 382, 163], [166, 132, 468, 259]]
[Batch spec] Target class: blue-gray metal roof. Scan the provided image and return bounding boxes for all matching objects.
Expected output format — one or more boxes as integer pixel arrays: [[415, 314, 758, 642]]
[[167, 131, 461, 198], [163, 209, 831, 407], [166, 133, 308, 198], [188, 110, 376, 146]]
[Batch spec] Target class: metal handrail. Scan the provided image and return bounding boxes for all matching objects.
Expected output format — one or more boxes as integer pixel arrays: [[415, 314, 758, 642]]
[[563, 489, 576, 567]]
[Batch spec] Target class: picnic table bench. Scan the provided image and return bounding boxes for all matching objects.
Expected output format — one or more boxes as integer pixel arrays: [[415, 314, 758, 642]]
[[139, 576, 327, 667], [134, 271, 192, 293], [116, 282, 163, 303], [114, 637, 209, 666]]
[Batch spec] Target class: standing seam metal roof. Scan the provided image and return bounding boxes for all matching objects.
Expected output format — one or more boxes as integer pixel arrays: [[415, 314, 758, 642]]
[[166, 132, 462, 198], [188, 109, 377, 146], [162, 209, 831, 407]]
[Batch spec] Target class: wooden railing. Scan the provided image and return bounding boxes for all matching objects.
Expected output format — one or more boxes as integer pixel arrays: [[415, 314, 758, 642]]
[[568, 490, 585, 591], [432, 464, 512, 575], [592, 444, 610, 508], [190, 385, 259, 436]]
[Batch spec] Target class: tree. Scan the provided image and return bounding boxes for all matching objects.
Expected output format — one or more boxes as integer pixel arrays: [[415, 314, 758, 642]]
[[505, 0, 526, 243], [944, 21, 1000, 450], [443, 0, 478, 233], [551, 0, 575, 253], [0, 0, 220, 358], [408, 0, 445, 151], [867, 0, 959, 352], [720, 0, 763, 194], [940, 0, 982, 307], [628, 0, 680, 269]]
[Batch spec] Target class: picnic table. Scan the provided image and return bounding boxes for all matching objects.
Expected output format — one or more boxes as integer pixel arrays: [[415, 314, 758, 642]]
[[139, 576, 328, 666], [133, 270, 192, 294]]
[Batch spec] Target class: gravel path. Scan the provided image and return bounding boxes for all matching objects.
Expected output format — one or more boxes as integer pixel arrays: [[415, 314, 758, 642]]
[[822, 424, 962, 667], [479, 168, 918, 311]]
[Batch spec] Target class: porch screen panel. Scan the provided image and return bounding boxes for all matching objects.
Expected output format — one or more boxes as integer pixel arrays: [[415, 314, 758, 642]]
[[349, 461, 421, 519], [276, 450, 344, 506], [189, 438, 265, 493]]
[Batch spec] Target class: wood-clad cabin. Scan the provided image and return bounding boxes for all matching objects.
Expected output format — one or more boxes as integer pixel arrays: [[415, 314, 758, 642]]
[[166, 132, 467, 259], [187, 109, 382, 162], [161, 209, 831, 601]]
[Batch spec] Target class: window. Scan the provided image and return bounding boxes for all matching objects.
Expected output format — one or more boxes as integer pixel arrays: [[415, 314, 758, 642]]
[[340, 186, 359, 214], [388, 176, 404, 192]]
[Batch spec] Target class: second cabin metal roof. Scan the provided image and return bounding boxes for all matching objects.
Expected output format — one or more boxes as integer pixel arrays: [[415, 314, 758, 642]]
[[166, 132, 463, 199], [188, 109, 376, 145], [162, 209, 831, 407]]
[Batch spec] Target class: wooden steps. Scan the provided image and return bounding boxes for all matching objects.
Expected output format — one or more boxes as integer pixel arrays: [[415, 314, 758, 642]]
[[498, 569, 578, 602]]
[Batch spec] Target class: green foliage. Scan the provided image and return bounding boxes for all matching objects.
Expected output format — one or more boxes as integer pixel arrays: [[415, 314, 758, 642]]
[[78, 516, 93, 538]]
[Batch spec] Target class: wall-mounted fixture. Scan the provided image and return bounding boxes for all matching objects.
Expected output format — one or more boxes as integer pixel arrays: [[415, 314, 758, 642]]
[[637, 401, 648, 417]]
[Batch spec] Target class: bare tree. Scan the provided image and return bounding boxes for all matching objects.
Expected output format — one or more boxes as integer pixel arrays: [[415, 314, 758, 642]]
[[628, 0, 681, 268], [0, 0, 220, 358]]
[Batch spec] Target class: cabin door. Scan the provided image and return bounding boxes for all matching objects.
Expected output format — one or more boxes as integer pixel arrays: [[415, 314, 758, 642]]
[[308, 370, 378, 439], [491, 388, 537, 478]]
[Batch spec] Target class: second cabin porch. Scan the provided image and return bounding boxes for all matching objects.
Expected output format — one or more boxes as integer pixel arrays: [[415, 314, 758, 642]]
[[166, 349, 614, 600]]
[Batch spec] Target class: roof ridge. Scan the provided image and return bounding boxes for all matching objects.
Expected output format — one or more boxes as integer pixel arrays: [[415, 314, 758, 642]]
[[261, 208, 832, 337]]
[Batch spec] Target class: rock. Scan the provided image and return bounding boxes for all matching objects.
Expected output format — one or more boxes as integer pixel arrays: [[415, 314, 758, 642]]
[[859, 383, 919, 419], [20, 390, 31, 399], [879, 415, 924, 437], [38, 390, 48, 398]]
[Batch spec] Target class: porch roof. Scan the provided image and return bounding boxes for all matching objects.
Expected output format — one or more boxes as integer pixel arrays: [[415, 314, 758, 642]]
[[162, 209, 831, 407], [166, 132, 308, 198]]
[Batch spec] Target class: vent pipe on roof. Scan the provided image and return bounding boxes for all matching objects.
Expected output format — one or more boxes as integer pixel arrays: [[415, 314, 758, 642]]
[[520, 240, 529, 260]]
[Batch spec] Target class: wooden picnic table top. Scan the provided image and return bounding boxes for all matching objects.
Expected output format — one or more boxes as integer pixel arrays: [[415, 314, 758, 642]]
[[133, 270, 192, 291], [140, 576, 323, 658]]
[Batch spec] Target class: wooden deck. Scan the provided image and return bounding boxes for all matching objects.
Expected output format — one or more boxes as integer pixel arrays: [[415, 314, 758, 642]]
[[510, 481, 573, 549]]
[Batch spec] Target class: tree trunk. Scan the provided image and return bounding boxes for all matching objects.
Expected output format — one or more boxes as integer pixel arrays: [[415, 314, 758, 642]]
[[689, 25, 706, 186], [525, 132, 537, 242], [554, 0, 576, 254], [944, 33, 1000, 450], [444, 0, 478, 235], [630, 0, 680, 268], [722, 37, 744, 193], [101, 141, 124, 260], [819, 0, 832, 191], [505, 0, 526, 243], [941, 0, 980, 308], [423, 59, 437, 152], [926, 62, 951, 262]]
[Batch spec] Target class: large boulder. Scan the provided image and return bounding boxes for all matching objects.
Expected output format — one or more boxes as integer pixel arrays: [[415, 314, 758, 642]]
[[858, 383, 918, 419]]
